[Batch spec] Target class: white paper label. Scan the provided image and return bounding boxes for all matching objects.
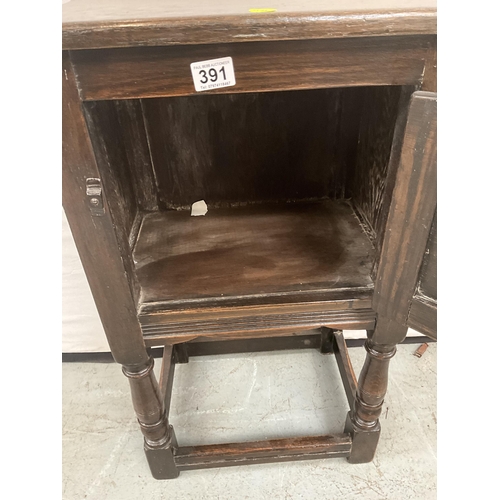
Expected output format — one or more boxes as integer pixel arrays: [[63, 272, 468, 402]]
[[191, 200, 208, 217], [190, 57, 236, 92]]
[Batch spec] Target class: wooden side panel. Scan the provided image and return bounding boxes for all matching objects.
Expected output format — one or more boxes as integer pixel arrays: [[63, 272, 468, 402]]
[[371, 91, 437, 344], [62, 52, 147, 366], [114, 100, 159, 212], [335, 87, 366, 201], [347, 86, 415, 259], [421, 38, 437, 92], [408, 211, 437, 338], [408, 296, 436, 339], [141, 89, 346, 207], [84, 100, 159, 216], [83, 101, 138, 239], [70, 36, 431, 100], [369, 86, 417, 275], [416, 212, 437, 300], [82, 101, 141, 302]]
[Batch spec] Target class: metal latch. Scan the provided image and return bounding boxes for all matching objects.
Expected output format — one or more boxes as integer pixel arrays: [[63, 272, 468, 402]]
[[86, 178, 105, 216]]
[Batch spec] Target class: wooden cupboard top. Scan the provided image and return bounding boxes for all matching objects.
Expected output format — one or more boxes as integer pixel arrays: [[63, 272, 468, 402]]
[[62, 0, 437, 50]]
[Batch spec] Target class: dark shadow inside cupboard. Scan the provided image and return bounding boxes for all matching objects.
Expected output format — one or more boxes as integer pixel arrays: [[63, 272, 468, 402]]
[[83, 85, 413, 310]]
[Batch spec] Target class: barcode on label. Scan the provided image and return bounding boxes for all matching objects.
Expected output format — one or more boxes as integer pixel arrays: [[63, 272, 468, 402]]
[[190, 57, 236, 92]]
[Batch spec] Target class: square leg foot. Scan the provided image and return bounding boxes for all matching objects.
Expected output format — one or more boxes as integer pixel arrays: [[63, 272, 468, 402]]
[[344, 411, 381, 464], [144, 441, 179, 480]]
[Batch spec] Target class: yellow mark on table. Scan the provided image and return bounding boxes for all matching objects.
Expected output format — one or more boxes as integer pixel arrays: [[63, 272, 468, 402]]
[[249, 8, 277, 13]]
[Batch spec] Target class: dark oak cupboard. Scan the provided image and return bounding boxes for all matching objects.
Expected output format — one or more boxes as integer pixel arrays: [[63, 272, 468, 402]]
[[63, 0, 437, 479]]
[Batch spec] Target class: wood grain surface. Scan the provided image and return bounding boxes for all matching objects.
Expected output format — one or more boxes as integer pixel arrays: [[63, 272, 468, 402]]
[[407, 295, 436, 339], [63, 0, 438, 23], [133, 200, 374, 304], [372, 91, 437, 344], [175, 434, 352, 470], [332, 330, 358, 410], [113, 100, 160, 212], [142, 89, 346, 208], [159, 345, 176, 418], [62, 0, 436, 50], [416, 211, 437, 300], [141, 308, 376, 345], [63, 52, 148, 366], [134, 200, 376, 342], [408, 211, 437, 338], [83, 101, 139, 243], [69, 36, 432, 100], [346, 85, 414, 261], [63, 5, 438, 477]]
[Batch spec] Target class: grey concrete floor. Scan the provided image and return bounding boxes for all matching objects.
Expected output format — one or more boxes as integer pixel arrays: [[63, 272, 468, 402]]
[[62, 343, 436, 499]]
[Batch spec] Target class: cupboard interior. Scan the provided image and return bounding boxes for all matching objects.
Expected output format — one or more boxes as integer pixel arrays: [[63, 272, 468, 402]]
[[83, 85, 412, 311]]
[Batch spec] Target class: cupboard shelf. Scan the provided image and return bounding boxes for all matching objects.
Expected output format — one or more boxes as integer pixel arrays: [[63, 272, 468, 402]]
[[133, 199, 374, 308]]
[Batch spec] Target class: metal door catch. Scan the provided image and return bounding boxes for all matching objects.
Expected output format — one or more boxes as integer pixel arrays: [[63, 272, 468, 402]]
[[86, 178, 105, 216]]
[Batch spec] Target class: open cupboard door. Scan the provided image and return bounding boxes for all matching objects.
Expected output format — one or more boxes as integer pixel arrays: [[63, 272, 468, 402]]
[[370, 90, 437, 345], [404, 92, 437, 340]]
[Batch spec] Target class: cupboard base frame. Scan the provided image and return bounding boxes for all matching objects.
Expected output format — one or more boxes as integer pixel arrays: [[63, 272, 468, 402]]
[[137, 328, 394, 479]]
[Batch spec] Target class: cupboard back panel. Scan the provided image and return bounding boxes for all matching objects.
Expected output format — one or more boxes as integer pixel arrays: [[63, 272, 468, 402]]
[[141, 88, 361, 208]]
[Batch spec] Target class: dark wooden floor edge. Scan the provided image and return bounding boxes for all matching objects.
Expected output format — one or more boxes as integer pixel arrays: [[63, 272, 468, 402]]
[[62, 335, 435, 362]]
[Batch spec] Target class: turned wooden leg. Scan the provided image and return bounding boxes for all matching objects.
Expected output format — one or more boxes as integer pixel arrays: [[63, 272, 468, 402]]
[[345, 338, 396, 463], [122, 356, 179, 479]]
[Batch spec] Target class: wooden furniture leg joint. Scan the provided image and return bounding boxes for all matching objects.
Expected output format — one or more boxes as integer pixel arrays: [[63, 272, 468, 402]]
[[122, 359, 170, 439], [344, 412, 382, 464], [123, 356, 180, 479], [343, 338, 397, 462]]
